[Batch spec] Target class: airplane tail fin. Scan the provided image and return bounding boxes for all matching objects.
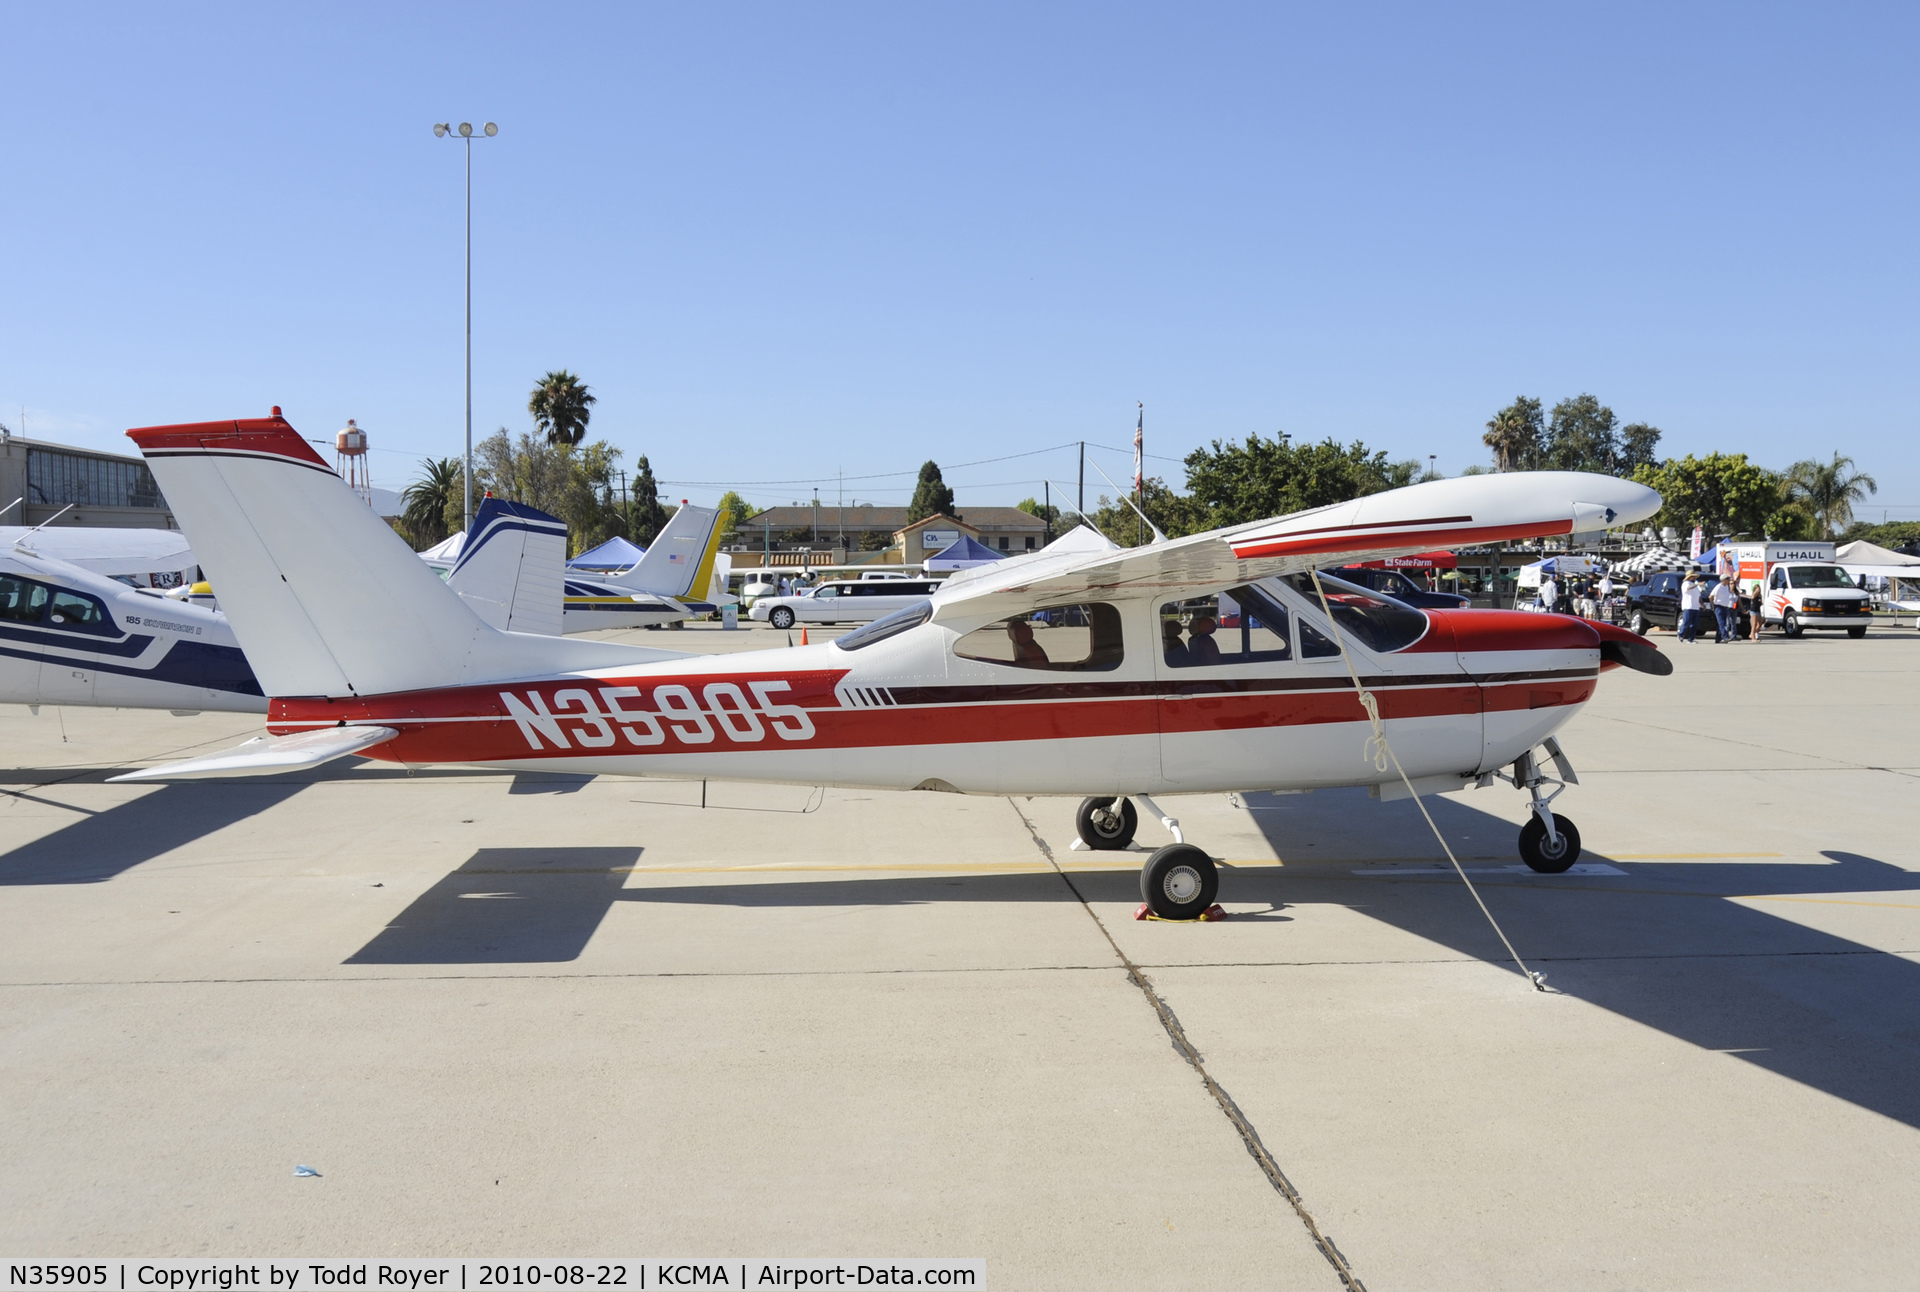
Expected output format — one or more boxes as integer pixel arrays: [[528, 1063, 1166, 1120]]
[[127, 414, 685, 698], [606, 503, 724, 600], [445, 497, 566, 636]]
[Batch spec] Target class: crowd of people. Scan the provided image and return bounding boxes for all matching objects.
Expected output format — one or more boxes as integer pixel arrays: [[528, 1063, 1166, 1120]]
[[1535, 571, 1614, 620]]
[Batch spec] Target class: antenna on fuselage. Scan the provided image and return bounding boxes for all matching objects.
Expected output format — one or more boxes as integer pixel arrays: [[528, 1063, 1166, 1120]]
[[1085, 456, 1166, 544]]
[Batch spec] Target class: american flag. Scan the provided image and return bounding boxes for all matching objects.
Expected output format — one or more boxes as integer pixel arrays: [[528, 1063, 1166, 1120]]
[[1133, 403, 1144, 492]]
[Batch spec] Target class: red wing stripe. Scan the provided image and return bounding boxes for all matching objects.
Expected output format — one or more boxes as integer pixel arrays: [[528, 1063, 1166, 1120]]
[[1231, 519, 1573, 561]]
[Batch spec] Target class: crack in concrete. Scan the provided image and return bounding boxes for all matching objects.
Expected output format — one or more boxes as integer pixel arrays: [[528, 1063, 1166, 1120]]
[[1005, 797, 1368, 1292]]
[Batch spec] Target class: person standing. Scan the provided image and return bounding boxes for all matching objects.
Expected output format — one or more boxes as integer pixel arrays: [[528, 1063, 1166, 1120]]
[[1710, 575, 1738, 644], [1678, 573, 1704, 642], [1540, 572, 1559, 614]]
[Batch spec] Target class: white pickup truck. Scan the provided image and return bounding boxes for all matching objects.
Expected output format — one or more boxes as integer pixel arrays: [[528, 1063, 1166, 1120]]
[[1725, 542, 1873, 637]]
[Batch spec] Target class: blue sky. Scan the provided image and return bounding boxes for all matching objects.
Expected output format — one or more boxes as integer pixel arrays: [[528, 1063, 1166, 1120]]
[[3, 3, 1915, 519]]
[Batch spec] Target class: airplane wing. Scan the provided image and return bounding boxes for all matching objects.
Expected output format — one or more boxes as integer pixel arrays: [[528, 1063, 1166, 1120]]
[[930, 471, 1661, 623], [3, 525, 197, 578], [107, 724, 399, 782]]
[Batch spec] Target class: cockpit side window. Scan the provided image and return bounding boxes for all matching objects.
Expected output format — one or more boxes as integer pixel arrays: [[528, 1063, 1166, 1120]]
[[1159, 584, 1292, 667], [1281, 571, 1429, 653], [954, 603, 1123, 671], [0, 575, 50, 624]]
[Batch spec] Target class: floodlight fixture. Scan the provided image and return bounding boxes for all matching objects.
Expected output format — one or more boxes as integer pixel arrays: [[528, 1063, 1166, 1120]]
[[433, 123, 449, 137], [459, 122, 473, 137], [483, 122, 497, 137]]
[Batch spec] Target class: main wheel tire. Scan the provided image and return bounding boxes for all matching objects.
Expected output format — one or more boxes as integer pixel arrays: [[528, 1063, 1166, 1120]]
[[1075, 797, 1138, 851], [1629, 611, 1650, 636], [1848, 625, 1867, 638], [1519, 813, 1581, 873], [1783, 610, 1803, 638], [769, 607, 796, 630], [1140, 844, 1219, 920]]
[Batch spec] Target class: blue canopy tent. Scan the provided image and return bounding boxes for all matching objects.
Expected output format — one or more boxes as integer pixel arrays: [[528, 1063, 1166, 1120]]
[[926, 536, 1006, 571], [568, 535, 646, 573]]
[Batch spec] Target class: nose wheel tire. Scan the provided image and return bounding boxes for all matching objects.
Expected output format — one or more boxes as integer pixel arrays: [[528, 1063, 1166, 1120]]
[[1140, 844, 1219, 920], [1075, 796, 1138, 850], [1519, 814, 1581, 873], [769, 607, 796, 630]]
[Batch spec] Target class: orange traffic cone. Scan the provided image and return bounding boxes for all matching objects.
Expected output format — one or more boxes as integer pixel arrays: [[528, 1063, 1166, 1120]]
[[800, 628, 810, 645]]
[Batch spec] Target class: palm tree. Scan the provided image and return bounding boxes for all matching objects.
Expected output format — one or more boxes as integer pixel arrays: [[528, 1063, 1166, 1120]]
[[1482, 397, 1543, 472], [1785, 452, 1877, 538], [401, 457, 464, 548], [528, 370, 597, 446]]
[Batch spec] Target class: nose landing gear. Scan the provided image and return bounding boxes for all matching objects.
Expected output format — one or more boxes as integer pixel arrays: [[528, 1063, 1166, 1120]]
[[1481, 738, 1583, 873]]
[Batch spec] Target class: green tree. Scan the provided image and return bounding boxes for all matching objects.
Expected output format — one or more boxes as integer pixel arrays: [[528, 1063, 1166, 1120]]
[[1837, 519, 1920, 549], [1629, 453, 1784, 538], [715, 490, 753, 546], [1483, 397, 1544, 471], [399, 456, 464, 549], [1784, 452, 1878, 538], [907, 461, 956, 523], [1544, 394, 1618, 472], [528, 370, 597, 447], [1084, 477, 1192, 546], [1182, 433, 1390, 531], [1617, 422, 1663, 473], [627, 455, 669, 545], [472, 429, 628, 556], [1383, 460, 1423, 489]]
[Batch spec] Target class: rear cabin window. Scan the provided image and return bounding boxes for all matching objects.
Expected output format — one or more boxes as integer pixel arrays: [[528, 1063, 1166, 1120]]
[[954, 603, 1123, 671], [48, 589, 109, 631], [1160, 584, 1294, 667], [1282, 572, 1429, 654]]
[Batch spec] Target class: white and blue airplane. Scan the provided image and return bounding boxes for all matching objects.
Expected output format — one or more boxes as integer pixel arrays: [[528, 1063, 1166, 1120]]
[[424, 499, 731, 633], [0, 497, 555, 714]]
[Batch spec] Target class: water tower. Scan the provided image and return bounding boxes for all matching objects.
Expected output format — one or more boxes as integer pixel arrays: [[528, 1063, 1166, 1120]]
[[336, 419, 372, 507]]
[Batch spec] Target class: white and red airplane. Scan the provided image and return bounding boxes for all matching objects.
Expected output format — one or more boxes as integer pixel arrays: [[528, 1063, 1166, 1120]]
[[114, 413, 1668, 919]]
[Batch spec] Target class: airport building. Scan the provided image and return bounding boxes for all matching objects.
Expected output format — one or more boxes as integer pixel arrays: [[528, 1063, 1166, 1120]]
[[0, 432, 179, 530], [734, 503, 1049, 566]]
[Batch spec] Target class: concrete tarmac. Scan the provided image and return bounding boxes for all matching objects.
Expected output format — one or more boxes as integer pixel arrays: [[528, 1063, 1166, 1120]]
[[2, 621, 1917, 1289]]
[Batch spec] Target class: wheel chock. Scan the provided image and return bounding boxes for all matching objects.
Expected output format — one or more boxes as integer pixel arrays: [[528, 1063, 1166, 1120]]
[[1133, 903, 1227, 923]]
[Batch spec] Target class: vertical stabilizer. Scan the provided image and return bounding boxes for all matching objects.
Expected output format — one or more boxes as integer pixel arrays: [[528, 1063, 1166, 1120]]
[[605, 503, 724, 600], [445, 497, 566, 636], [128, 414, 689, 697]]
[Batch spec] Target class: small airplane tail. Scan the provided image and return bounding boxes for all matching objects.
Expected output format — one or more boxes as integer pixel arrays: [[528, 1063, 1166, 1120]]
[[605, 503, 724, 600], [445, 497, 566, 636], [127, 413, 684, 698]]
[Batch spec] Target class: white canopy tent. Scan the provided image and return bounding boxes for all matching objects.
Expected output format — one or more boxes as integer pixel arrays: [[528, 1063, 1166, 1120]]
[[1837, 540, 1920, 624]]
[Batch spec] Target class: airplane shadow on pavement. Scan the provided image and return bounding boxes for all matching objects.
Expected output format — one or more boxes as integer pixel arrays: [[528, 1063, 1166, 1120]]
[[346, 847, 641, 964], [0, 780, 310, 884], [1230, 787, 1920, 1133]]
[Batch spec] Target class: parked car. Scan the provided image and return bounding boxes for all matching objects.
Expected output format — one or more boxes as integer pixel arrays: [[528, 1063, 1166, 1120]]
[[748, 578, 937, 630], [1624, 571, 1751, 638], [1333, 566, 1470, 610]]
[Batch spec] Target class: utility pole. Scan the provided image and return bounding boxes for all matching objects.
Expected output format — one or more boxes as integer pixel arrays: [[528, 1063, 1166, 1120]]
[[1077, 442, 1084, 520], [1043, 481, 1052, 544]]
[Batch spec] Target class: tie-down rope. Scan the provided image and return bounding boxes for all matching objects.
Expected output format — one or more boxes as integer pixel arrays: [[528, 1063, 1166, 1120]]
[[1307, 569, 1547, 993]]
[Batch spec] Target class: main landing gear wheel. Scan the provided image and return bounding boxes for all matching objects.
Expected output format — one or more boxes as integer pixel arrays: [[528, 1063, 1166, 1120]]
[[1519, 814, 1581, 873], [1076, 796, 1138, 850], [1140, 844, 1219, 920], [769, 607, 796, 630]]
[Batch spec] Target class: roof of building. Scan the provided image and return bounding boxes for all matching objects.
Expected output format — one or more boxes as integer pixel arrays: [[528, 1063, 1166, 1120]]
[[743, 504, 1047, 532]]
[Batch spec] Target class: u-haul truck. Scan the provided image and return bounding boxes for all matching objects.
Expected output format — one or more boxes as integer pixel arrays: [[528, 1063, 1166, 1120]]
[[1723, 541, 1873, 638]]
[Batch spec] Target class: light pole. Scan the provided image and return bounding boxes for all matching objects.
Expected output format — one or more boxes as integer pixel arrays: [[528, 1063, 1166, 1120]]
[[434, 120, 498, 536]]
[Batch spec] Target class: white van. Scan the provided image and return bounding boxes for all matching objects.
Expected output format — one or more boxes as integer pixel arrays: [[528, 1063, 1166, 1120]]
[[1723, 542, 1872, 637], [749, 578, 937, 629]]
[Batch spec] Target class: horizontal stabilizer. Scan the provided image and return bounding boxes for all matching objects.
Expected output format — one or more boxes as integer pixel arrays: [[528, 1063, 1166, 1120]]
[[108, 725, 398, 782]]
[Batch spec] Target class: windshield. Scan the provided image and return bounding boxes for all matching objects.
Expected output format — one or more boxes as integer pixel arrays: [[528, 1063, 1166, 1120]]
[[1283, 571, 1430, 653], [833, 600, 932, 650], [1786, 565, 1857, 589]]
